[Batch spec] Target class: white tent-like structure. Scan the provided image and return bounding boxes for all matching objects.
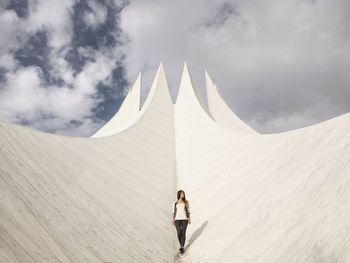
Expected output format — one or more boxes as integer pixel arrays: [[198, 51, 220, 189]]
[[1, 63, 350, 262]]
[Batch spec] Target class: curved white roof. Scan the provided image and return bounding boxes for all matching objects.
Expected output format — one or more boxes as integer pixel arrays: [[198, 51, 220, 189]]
[[91, 73, 142, 137], [1, 63, 350, 262]]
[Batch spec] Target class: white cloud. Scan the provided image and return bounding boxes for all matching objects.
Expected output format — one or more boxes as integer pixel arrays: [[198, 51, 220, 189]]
[[0, 0, 126, 136], [0, 46, 124, 135], [0, 8, 25, 71], [83, 0, 108, 29], [0, 66, 102, 135], [27, 0, 76, 49]]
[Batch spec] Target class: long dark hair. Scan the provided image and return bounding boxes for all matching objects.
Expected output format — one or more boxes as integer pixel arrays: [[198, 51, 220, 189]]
[[177, 190, 189, 206]]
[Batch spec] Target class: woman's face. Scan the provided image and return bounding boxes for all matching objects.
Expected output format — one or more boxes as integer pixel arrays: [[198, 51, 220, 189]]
[[180, 192, 185, 198]]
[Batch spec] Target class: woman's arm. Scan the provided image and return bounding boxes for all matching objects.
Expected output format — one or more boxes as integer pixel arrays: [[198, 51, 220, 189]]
[[172, 201, 176, 224], [187, 202, 191, 224]]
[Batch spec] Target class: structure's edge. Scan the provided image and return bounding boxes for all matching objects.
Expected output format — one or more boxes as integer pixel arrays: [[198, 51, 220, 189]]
[[205, 71, 258, 134], [91, 73, 142, 138], [175, 62, 213, 120], [140, 62, 173, 112]]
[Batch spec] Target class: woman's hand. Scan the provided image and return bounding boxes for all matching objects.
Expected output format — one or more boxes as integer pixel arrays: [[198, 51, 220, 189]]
[[172, 219, 175, 225], [188, 218, 191, 224]]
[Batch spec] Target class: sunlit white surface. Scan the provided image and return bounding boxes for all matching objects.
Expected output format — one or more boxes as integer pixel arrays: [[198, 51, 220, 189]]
[[1, 63, 349, 262]]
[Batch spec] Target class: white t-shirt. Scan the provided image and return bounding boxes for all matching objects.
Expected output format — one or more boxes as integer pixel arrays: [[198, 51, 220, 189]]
[[173, 202, 189, 220]]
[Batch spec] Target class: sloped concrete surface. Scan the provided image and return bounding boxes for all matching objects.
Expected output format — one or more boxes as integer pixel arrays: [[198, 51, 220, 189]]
[[1, 63, 350, 262]]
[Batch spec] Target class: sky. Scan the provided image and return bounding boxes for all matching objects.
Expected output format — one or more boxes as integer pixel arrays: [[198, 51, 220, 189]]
[[0, 0, 349, 136]]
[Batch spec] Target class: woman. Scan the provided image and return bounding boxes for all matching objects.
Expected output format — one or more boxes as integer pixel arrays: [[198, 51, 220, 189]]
[[172, 190, 191, 254]]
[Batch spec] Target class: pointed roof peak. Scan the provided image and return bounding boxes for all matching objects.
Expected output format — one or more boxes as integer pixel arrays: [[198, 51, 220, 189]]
[[205, 70, 214, 85], [183, 61, 189, 73], [180, 61, 193, 84], [156, 62, 166, 78], [91, 73, 142, 137], [176, 61, 213, 118], [140, 61, 172, 111], [179, 61, 192, 90], [158, 62, 165, 75], [134, 72, 142, 87], [205, 73, 257, 134]]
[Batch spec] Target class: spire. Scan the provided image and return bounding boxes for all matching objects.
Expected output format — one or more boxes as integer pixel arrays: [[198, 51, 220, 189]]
[[205, 70, 257, 134], [176, 62, 212, 118], [140, 62, 173, 113], [91, 73, 142, 137]]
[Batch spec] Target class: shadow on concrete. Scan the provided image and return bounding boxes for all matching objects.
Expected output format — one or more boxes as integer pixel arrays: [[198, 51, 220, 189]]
[[185, 220, 208, 250]]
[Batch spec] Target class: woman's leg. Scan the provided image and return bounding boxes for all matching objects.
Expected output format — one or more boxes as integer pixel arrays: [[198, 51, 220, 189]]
[[180, 220, 188, 248], [174, 220, 182, 245]]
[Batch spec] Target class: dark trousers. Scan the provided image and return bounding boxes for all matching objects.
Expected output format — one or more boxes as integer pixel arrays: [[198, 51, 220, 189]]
[[174, 219, 188, 247]]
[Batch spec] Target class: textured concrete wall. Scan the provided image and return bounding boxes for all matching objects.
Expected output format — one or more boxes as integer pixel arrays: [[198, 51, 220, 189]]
[[1, 63, 350, 262]]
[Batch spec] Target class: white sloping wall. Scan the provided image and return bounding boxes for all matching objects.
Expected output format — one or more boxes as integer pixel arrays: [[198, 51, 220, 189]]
[[1, 62, 350, 262], [174, 64, 350, 262], [0, 64, 177, 262]]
